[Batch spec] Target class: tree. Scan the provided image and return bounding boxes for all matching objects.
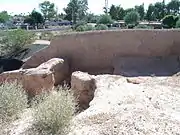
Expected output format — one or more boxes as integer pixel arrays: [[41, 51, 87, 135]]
[[124, 11, 140, 25], [0, 29, 35, 55], [167, 0, 180, 15], [146, 4, 156, 21], [97, 14, 113, 24], [109, 5, 125, 20], [162, 15, 179, 28], [85, 13, 100, 23], [124, 8, 135, 16], [109, 5, 117, 20], [116, 6, 125, 20], [39, 1, 57, 21], [64, 0, 88, 24], [154, 2, 166, 21], [24, 10, 44, 28], [135, 4, 145, 20], [0, 11, 9, 23]]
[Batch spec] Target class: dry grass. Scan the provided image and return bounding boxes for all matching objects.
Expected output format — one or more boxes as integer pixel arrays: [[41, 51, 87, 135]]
[[0, 81, 28, 124], [31, 87, 77, 135]]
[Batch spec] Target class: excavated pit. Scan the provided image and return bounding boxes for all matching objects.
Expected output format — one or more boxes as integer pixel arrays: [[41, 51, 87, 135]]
[[72, 56, 180, 111]]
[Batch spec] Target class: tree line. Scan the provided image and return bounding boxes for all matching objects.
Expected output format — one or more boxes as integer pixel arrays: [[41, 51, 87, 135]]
[[109, 0, 180, 21], [0, 0, 180, 28]]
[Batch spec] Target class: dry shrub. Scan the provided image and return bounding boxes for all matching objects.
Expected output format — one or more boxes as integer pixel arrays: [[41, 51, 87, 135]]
[[31, 87, 77, 135], [0, 81, 28, 124]]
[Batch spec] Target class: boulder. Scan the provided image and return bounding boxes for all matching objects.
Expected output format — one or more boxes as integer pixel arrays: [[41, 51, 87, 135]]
[[36, 58, 70, 86], [0, 68, 55, 96], [0, 58, 69, 96], [71, 71, 96, 110]]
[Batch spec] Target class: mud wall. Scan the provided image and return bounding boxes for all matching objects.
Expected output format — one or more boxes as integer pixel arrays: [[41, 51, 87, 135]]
[[22, 29, 180, 74]]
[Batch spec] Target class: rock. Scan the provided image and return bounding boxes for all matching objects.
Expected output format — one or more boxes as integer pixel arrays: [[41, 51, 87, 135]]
[[36, 58, 69, 86], [0, 68, 55, 96], [71, 71, 96, 110], [0, 58, 69, 96], [126, 77, 147, 84]]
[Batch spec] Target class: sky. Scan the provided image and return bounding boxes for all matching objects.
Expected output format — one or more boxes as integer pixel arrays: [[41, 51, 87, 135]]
[[0, 0, 171, 15]]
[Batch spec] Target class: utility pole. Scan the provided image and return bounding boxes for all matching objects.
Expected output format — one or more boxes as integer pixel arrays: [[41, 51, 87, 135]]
[[105, 0, 108, 14]]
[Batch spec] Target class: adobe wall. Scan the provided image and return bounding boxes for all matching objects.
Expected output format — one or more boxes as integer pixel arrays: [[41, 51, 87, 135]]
[[22, 29, 180, 74]]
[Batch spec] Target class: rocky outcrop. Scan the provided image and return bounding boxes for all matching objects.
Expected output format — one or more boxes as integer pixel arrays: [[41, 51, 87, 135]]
[[71, 71, 96, 110], [0, 58, 69, 96]]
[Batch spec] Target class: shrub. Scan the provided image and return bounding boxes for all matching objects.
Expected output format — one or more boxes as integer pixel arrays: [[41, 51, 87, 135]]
[[97, 14, 113, 25], [95, 24, 108, 30], [76, 24, 94, 32], [176, 19, 180, 28], [135, 24, 153, 29], [127, 24, 136, 29], [162, 15, 179, 28], [73, 21, 87, 30], [124, 11, 140, 25], [0, 81, 28, 124], [32, 87, 77, 135], [0, 29, 35, 56]]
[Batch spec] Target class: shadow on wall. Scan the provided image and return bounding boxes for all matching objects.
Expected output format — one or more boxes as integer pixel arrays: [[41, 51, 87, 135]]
[[113, 56, 180, 77]]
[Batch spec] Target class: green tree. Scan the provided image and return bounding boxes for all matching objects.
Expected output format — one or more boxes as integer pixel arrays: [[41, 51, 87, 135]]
[[24, 10, 44, 28], [154, 2, 166, 21], [85, 13, 99, 23], [167, 0, 180, 15], [116, 6, 125, 20], [39, 1, 57, 21], [124, 11, 140, 25], [146, 4, 156, 21], [162, 15, 179, 28], [109, 5, 117, 20], [124, 8, 135, 16], [64, 0, 88, 24], [97, 14, 113, 24], [135, 4, 145, 20], [0, 29, 35, 55], [0, 11, 9, 23]]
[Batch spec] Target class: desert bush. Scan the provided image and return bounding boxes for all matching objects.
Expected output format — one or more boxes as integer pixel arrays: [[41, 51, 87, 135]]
[[76, 24, 94, 32], [135, 24, 153, 29], [162, 15, 179, 28], [0, 81, 28, 124], [95, 24, 108, 30], [0, 29, 35, 56], [97, 14, 113, 25], [124, 11, 140, 25], [32, 87, 77, 135]]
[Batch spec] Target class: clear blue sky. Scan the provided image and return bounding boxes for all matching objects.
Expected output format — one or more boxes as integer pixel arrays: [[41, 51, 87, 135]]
[[0, 0, 170, 15]]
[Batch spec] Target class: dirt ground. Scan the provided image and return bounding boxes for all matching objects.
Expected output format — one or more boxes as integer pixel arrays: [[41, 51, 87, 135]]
[[69, 75, 180, 135]]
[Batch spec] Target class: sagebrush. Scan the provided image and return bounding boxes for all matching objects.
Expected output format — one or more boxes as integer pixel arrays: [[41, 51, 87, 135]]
[[0, 81, 28, 124], [31, 87, 77, 135]]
